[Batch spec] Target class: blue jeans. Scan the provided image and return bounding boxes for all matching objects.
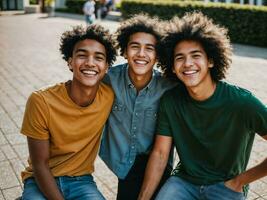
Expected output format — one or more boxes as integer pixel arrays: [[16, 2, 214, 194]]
[[155, 176, 246, 200], [22, 175, 105, 200], [85, 15, 94, 25]]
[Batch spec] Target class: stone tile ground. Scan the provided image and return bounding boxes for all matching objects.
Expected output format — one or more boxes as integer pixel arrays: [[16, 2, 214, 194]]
[[0, 12, 266, 200]]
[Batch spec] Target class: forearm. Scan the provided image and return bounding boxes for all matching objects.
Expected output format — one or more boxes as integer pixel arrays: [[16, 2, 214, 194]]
[[226, 158, 267, 192], [138, 150, 168, 200], [236, 158, 267, 186], [27, 137, 63, 200], [33, 164, 64, 200]]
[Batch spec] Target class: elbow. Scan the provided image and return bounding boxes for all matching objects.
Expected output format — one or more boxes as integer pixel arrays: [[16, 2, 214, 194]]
[[32, 158, 50, 172], [152, 149, 169, 169]]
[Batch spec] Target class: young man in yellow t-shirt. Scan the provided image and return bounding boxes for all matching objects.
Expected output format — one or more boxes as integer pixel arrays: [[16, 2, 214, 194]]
[[20, 24, 117, 200]]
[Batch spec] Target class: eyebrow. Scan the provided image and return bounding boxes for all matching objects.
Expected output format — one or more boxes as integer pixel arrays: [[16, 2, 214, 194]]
[[128, 41, 155, 48], [74, 49, 106, 57], [174, 50, 203, 58], [74, 49, 87, 54]]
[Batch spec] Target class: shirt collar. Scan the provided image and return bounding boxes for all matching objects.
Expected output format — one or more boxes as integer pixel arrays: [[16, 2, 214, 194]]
[[124, 64, 157, 91]]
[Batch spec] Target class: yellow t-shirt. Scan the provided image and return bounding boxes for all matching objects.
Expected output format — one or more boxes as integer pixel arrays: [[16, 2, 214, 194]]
[[21, 82, 114, 181]]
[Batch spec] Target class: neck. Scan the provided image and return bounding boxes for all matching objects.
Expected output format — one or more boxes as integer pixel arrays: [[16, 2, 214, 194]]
[[128, 71, 152, 92], [187, 80, 217, 101], [66, 80, 98, 107]]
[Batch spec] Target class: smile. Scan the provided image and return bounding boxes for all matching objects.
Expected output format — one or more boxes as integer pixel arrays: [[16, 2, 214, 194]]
[[183, 70, 198, 75], [134, 59, 148, 65], [81, 69, 98, 76]]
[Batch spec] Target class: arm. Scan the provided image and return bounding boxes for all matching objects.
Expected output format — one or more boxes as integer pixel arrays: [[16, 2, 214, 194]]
[[225, 135, 267, 192], [138, 135, 173, 200], [27, 137, 64, 200]]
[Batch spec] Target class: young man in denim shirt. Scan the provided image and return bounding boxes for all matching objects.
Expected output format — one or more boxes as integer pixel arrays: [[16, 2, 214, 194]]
[[99, 14, 176, 200]]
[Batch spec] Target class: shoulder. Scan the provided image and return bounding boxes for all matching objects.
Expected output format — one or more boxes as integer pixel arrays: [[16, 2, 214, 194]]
[[221, 81, 252, 100], [221, 81, 265, 110], [105, 63, 127, 83], [39, 83, 65, 98], [152, 69, 178, 90], [28, 83, 65, 104], [161, 85, 182, 103], [107, 63, 127, 74], [99, 82, 114, 99]]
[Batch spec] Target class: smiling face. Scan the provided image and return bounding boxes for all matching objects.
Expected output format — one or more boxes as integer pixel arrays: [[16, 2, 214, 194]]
[[68, 39, 108, 89], [173, 40, 214, 90], [124, 32, 157, 79]]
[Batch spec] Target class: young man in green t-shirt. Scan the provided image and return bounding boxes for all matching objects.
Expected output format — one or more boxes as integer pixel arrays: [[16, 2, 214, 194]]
[[138, 12, 267, 200]]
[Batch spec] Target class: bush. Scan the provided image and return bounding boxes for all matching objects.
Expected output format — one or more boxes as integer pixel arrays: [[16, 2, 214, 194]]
[[30, 0, 38, 4], [65, 0, 85, 14], [120, 0, 267, 47]]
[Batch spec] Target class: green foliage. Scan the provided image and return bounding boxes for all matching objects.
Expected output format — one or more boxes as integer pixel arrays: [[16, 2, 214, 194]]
[[65, 0, 86, 14], [45, 0, 55, 6], [121, 0, 267, 47], [30, 0, 38, 5]]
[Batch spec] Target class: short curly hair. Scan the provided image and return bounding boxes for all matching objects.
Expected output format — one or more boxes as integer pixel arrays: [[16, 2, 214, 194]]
[[60, 24, 117, 66], [159, 12, 232, 82], [115, 13, 165, 57]]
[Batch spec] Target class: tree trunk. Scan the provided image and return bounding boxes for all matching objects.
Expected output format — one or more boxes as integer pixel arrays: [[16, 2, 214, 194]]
[[39, 0, 45, 13]]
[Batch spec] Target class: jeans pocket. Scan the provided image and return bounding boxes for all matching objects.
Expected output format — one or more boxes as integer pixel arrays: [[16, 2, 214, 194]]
[[22, 178, 46, 200], [220, 182, 244, 195]]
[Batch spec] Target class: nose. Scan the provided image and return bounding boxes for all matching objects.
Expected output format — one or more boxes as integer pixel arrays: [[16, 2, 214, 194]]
[[85, 56, 95, 67], [137, 47, 146, 57], [184, 57, 193, 67]]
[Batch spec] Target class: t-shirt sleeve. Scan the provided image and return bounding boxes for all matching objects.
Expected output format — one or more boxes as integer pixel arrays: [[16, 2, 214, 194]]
[[157, 95, 172, 137], [20, 92, 50, 140], [245, 94, 267, 136]]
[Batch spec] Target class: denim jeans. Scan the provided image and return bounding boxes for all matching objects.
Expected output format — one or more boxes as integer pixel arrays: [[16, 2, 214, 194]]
[[85, 15, 94, 25], [117, 154, 172, 200], [155, 176, 245, 200], [22, 175, 105, 200]]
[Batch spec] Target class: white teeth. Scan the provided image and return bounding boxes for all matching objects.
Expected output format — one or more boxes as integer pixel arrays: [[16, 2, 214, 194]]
[[135, 60, 147, 64], [183, 70, 197, 75], [82, 70, 97, 75]]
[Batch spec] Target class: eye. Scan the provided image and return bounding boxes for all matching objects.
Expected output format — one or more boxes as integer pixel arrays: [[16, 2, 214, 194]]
[[95, 56, 105, 61], [129, 44, 139, 49], [192, 54, 201, 58], [146, 47, 155, 52], [175, 56, 183, 61], [77, 54, 86, 58]]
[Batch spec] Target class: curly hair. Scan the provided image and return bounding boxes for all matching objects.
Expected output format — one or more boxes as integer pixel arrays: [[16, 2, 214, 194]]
[[159, 12, 232, 82], [60, 24, 117, 66], [115, 13, 165, 57]]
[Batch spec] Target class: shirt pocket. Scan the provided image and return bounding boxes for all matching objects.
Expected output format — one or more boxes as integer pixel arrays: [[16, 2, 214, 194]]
[[143, 108, 158, 134], [110, 100, 125, 123]]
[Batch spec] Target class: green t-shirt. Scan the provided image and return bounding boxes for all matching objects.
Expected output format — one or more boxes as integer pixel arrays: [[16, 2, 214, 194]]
[[158, 81, 267, 185]]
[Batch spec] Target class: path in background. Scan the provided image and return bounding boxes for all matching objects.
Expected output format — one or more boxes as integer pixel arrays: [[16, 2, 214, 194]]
[[0, 13, 266, 200]]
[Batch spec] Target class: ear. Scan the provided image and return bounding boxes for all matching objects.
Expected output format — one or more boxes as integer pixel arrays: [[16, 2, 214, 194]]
[[172, 67, 176, 74], [105, 62, 108, 73], [68, 58, 73, 72], [208, 59, 214, 68], [123, 50, 127, 59]]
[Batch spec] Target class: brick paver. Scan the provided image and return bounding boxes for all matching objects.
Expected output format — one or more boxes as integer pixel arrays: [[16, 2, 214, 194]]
[[0, 12, 266, 200]]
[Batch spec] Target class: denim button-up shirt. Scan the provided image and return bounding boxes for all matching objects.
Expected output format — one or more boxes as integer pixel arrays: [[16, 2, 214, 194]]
[[99, 63, 176, 179]]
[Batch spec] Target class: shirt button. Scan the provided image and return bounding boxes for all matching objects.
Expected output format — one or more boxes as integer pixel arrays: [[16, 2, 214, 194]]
[[135, 112, 138, 116], [131, 146, 135, 149], [129, 160, 133, 163], [133, 127, 136, 130]]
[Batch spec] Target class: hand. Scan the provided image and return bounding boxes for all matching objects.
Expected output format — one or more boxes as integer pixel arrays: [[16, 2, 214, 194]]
[[224, 178, 243, 193]]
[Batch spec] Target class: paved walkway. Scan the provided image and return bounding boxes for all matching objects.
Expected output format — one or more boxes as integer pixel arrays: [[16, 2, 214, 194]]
[[0, 12, 266, 200]]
